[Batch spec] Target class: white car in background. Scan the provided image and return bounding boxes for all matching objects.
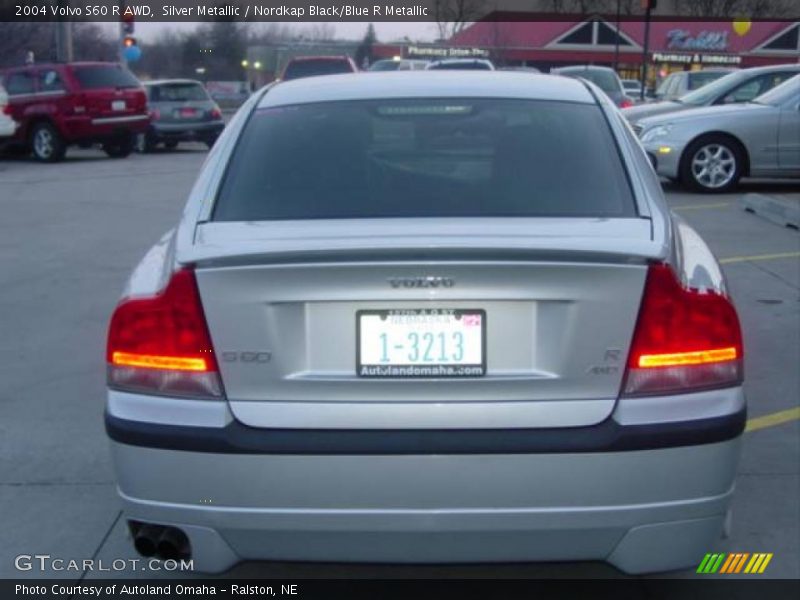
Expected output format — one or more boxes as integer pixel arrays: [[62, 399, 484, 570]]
[[0, 84, 18, 139]]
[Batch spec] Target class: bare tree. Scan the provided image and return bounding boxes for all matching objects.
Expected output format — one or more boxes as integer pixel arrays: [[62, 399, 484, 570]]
[[0, 22, 55, 67], [672, 0, 793, 17], [71, 23, 116, 62], [250, 23, 296, 46], [545, 0, 570, 10], [544, 0, 640, 15], [302, 23, 337, 42], [433, 0, 489, 41]]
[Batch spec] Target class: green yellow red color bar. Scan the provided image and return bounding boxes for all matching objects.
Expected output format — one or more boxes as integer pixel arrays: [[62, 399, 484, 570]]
[[697, 552, 773, 574]]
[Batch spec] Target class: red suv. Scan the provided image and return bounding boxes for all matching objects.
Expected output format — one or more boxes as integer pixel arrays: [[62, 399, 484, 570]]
[[0, 62, 149, 162]]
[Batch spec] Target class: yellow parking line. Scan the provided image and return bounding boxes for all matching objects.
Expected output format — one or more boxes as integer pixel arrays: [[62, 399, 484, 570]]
[[719, 251, 800, 265], [672, 202, 732, 211], [746, 407, 800, 432]]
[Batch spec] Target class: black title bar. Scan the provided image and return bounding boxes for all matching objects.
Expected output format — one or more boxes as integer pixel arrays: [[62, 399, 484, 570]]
[[1, 1, 798, 22]]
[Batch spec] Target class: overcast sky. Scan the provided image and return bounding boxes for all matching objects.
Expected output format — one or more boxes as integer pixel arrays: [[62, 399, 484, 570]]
[[128, 21, 437, 42]]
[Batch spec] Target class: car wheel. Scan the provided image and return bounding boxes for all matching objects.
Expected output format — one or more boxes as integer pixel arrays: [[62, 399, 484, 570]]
[[30, 122, 66, 162], [680, 135, 743, 193], [103, 135, 134, 159], [135, 133, 157, 153], [164, 141, 179, 150]]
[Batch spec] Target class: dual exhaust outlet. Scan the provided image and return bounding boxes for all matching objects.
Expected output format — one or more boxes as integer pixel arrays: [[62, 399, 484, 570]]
[[130, 521, 190, 561]]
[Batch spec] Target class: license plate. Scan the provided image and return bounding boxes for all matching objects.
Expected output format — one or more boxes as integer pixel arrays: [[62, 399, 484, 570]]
[[357, 309, 486, 378], [111, 100, 126, 111], [176, 108, 197, 118]]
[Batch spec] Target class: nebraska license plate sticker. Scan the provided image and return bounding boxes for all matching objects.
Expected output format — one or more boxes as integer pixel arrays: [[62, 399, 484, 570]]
[[357, 309, 486, 378]]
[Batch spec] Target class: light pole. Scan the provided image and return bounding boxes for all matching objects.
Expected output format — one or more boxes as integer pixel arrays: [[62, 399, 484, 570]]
[[640, 0, 655, 102], [613, 0, 621, 71], [54, 1, 73, 62]]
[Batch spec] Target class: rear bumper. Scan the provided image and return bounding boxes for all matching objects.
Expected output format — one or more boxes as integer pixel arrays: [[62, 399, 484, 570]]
[[106, 407, 745, 454], [60, 114, 150, 141], [149, 121, 224, 142], [112, 439, 740, 574], [107, 387, 744, 573]]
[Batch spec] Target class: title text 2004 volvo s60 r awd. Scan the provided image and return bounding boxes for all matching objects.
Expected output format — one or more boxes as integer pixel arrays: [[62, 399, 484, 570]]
[[105, 72, 745, 574]]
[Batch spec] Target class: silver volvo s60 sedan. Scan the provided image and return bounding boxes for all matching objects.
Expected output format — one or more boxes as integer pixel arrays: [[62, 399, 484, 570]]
[[105, 72, 745, 574]]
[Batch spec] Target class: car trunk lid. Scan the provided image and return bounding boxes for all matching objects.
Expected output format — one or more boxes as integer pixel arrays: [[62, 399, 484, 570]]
[[189, 217, 660, 429]]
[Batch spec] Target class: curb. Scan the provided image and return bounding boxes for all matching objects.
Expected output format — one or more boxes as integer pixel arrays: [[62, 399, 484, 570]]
[[739, 193, 799, 230]]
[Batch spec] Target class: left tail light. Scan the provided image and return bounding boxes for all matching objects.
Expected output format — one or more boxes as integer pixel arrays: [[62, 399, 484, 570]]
[[106, 268, 223, 399], [149, 108, 160, 121], [619, 97, 634, 109]]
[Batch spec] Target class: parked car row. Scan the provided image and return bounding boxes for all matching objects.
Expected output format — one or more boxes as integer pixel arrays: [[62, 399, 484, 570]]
[[0, 62, 225, 162], [3, 57, 798, 194]]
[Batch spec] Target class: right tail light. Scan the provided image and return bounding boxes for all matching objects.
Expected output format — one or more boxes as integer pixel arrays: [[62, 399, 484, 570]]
[[622, 263, 743, 397]]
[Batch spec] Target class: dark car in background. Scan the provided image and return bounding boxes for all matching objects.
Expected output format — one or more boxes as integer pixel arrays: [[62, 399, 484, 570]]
[[426, 59, 495, 71], [552, 65, 633, 108], [369, 59, 428, 71], [0, 62, 148, 161], [137, 79, 225, 152], [280, 56, 359, 81], [499, 66, 541, 73]]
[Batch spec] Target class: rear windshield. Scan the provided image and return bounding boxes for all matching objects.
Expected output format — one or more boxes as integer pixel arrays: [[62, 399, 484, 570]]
[[213, 99, 635, 221], [149, 83, 208, 102], [73, 66, 140, 89], [282, 60, 352, 80], [561, 69, 620, 93]]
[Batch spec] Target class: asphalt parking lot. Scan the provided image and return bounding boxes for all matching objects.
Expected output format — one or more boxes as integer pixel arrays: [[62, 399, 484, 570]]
[[0, 147, 797, 581]]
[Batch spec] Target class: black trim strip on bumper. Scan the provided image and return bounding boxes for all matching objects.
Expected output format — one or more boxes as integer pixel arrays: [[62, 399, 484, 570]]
[[105, 408, 746, 455]]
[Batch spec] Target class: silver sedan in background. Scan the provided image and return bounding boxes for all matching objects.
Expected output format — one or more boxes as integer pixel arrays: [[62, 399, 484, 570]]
[[105, 72, 745, 574], [624, 64, 800, 127], [638, 74, 800, 192]]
